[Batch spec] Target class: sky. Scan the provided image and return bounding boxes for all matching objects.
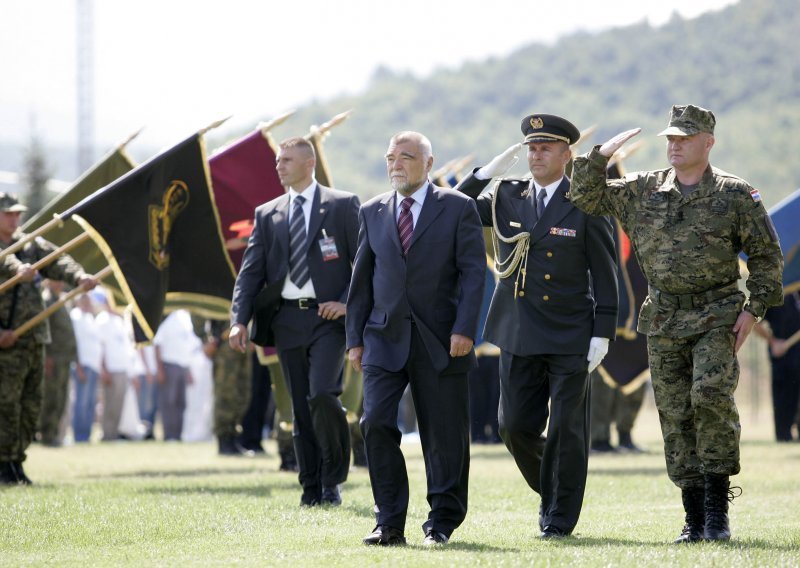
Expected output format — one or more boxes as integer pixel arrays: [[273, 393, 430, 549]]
[[2, 0, 738, 156]]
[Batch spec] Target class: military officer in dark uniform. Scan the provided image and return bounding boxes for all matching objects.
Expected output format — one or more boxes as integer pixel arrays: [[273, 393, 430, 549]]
[[456, 114, 618, 537]]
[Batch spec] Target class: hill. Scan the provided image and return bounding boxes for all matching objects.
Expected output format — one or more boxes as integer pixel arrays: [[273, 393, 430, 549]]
[[249, 0, 798, 207]]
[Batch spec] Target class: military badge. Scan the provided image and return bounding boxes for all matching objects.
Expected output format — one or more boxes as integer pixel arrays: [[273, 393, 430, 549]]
[[749, 189, 762, 203], [530, 116, 544, 129], [550, 227, 577, 237]]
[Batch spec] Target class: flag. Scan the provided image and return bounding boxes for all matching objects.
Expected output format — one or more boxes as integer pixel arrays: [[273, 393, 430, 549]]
[[208, 129, 285, 271], [22, 144, 136, 305], [766, 188, 800, 294], [307, 133, 334, 187], [63, 133, 235, 340]]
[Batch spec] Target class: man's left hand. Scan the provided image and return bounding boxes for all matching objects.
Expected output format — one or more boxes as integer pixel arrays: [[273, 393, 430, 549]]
[[78, 274, 98, 291], [587, 337, 610, 372], [318, 301, 346, 320], [450, 334, 474, 357], [733, 310, 757, 353]]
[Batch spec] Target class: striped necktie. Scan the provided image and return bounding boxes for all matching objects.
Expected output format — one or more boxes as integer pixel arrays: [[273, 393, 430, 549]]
[[397, 196, 414, 256], [288, 195, 309, 287]]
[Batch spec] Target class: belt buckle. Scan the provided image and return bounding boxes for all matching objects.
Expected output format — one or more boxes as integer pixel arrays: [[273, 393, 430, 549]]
[[298, 298, 309, 310]]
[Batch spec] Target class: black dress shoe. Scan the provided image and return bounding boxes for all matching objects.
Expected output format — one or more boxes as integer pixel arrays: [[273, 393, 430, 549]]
[[363, 525, 406, 546], [540, 525, 569, 538], [422, 529, 449, 545], [321, 485, 342, 506]]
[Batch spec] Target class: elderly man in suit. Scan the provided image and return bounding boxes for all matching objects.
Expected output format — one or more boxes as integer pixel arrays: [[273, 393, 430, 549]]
[[230, 137, 360, 507], [456, 114, 618, 538], [347, 131, 485, 547]]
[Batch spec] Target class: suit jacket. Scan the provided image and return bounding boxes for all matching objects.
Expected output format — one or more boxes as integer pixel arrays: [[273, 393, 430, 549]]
[[346, 183, 486, 374], [230, 183, 360, 347], [456, 171, 618, 356]]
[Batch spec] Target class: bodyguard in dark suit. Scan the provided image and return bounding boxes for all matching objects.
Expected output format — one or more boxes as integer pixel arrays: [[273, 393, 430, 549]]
[[456, 114, 618, 537], [230, 137, 360, 507], [347, 131, 485, 546]]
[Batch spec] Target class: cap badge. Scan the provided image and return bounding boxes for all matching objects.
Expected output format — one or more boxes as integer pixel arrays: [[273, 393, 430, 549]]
[[530, 117, 544, 129]]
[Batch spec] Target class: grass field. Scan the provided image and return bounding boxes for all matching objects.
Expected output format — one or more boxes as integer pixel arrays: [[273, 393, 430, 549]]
[[2, 400, 799, 567]]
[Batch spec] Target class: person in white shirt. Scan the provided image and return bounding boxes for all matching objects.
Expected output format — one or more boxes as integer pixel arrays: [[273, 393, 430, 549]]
[[70, 293, 101, 442], [153, 310, 196, 441], [92, 288, 133, 441]]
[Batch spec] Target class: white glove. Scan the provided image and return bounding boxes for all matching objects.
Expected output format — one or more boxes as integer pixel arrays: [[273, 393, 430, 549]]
[[476, 143, 524, 180], [587, 337, 610, 373]]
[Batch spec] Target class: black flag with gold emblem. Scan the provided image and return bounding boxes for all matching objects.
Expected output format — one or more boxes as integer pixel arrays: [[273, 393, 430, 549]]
[[61, 133, 235, 340]]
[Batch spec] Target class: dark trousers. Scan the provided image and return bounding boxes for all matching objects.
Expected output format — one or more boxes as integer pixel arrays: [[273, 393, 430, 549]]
[[469, 355, 501, 443], [498, 350, 590, 534], [770, 355, 800, 441], [361, 327, 470, 537], [238, 351, 272, 451], [275, 308, 350, 501]]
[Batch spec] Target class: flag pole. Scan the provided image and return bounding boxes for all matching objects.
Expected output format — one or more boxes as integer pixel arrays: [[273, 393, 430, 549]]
[[785, 329, 800, 350], [258, 110, 296, 136], [0, 216, 65, 262], [11, 265, 113, 339], [305, 109, 353, 141], [199, 116, 232, 136], [0, 232, 92, 295]]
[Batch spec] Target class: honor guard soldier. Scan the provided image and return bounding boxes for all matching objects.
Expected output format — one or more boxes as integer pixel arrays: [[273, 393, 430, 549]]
[[570, 104, 783, 543], [456, 114, 618, 538]]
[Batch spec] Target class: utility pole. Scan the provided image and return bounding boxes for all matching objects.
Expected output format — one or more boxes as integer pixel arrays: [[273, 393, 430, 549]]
[[76, 0, 94, 174]]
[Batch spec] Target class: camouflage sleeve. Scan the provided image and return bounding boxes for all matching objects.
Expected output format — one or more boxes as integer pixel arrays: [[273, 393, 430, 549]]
[[737, 186, 784, 318], [0, 253, 22, 278], [570, 146, 634, 221], [35, 237, 88, 287]]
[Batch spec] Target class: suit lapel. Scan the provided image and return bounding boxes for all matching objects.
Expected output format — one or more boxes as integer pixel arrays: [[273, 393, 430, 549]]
[[272, 194, 291, 259], [410, 183, 444, 249], [306, 183, 327, 253], [531, 178, 572, 242], [377, 192, 403, 254]]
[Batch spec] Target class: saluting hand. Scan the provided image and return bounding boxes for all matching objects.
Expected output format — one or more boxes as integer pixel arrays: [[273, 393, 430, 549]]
[[599, 128, 642, 158], [477, 143, 524, 179]]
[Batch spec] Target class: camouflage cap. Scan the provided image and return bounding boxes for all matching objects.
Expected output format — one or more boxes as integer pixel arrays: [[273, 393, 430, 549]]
[[0, 192, 28, 213], [658, 104, 716, 137]]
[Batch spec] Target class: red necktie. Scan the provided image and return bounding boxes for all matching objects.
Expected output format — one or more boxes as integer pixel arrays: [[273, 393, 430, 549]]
[[397, 197, 414, 256]]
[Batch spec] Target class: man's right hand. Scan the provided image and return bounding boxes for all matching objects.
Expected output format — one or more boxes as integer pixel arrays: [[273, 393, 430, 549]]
[[476, 143, 523, 179], [598, 128, 641, 158], [228, 323, 248, 353], [0, 330, 16, 349], [348, 346, 364, 373]]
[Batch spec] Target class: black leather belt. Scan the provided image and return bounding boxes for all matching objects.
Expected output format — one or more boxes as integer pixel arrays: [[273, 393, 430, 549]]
[[648, 281, 739, 310], [281, 298, 318, 310]]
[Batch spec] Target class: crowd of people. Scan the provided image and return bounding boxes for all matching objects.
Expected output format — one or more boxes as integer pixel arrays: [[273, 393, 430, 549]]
[[1, 103, 790, 548]]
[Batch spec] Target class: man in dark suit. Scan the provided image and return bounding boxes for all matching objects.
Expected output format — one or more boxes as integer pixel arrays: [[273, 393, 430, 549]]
[[229, 137, 360, 507], [456, 114, 618, 538], [347, 131, 485, 546]]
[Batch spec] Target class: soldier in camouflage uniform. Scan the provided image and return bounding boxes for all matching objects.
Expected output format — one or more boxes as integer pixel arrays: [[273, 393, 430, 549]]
[[38, 279, 78, 447], [0, 193, 97, 485], [570, 105, 784, 543], [196, 317, 253, 455]]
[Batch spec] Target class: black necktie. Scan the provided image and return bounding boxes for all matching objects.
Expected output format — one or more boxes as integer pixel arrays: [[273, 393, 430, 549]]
[[533, 187, 546, 222], [288, 195, 309, 288]]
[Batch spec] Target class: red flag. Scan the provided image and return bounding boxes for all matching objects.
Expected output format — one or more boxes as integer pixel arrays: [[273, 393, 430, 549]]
[[209, 130, 285, 270]]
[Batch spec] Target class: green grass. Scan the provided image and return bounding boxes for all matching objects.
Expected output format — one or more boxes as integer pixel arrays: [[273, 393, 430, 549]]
[[2, 405, 799, 567]]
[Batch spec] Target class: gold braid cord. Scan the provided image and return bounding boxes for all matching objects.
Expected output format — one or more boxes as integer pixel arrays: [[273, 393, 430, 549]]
[[490, 179, 529, 298]]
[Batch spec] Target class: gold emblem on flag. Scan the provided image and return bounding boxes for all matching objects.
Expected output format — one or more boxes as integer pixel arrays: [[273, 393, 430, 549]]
[[149, 180, 190, 270], [530, 117, 544, 129]]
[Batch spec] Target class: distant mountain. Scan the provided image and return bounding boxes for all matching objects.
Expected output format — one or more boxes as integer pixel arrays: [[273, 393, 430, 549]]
[[259, 0, 798, 207]]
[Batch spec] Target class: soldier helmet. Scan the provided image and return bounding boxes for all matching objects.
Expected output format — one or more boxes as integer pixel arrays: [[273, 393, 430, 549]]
[[0, 192, 28, 213]]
